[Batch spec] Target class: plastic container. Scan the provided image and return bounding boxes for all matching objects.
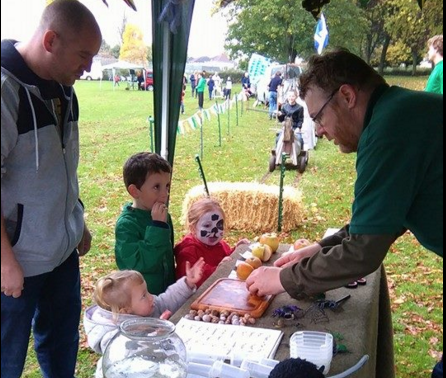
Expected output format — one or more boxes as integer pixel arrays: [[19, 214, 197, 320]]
[[240, 359, 274, 378], [187, 350, 226, 366], [290, 331, 333, 375], [258, 357, 280, 368], [230, 350, 263, 367], [209, 361, 250, 378], [102, 318, 187, 378], [187, 362, 213, 377]]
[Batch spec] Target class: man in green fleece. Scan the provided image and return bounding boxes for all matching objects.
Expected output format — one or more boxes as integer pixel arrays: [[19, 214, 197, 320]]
[[115, 152, 175, 295], [247, 49, 443, 378], [425, 35, 443, 94]]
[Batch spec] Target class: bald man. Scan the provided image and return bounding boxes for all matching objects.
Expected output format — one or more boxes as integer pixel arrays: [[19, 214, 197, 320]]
[[1, 1, 101, 376]]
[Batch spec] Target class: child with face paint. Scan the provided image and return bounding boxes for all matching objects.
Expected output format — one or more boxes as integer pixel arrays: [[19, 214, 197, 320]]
[[115, 152, 176, 296], [175, 198, 248, 288]]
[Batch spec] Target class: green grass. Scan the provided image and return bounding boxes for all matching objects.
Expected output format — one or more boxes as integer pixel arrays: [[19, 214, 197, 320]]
[[22, 77, 442, 377]]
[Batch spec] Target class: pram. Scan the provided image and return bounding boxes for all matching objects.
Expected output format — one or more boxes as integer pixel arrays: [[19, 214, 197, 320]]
[[269, 116, 308, 173]]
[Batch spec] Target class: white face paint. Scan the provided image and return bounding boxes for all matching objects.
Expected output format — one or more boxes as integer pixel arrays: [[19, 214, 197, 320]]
[[196, 210, 224, 246]]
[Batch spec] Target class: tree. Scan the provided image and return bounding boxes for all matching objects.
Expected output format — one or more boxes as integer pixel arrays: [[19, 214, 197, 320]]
[[358, 0, 389, 65], [220, 0, 368, 63], [99, 39, 111, 56], [119, 24, 149, 65], [385, 0, 443, 74], [146, 46, 153, 66], [117, 13, 128, 46], [222, 0, 315, 63], [111, 45, 121, 59], [322, 0, 369, 57]]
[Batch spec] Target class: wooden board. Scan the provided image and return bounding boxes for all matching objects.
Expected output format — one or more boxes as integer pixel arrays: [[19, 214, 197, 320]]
[[191, 278, 274, 318]]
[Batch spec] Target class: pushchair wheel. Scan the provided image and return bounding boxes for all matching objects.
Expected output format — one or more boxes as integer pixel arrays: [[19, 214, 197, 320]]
[[269, 154, 276, 172], [298, 155, 307, 173]]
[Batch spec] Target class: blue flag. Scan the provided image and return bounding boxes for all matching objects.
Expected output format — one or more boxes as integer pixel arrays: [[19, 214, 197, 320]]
[[314, 13, 329, 55]]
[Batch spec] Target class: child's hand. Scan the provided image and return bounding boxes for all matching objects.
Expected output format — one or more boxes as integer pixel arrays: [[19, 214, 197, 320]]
[[185, 258, 205, 289], [235, 238, 250, 248], [219, 256, 232, 265], [151, 202, 168, 223], [159, 310, 172, 320]]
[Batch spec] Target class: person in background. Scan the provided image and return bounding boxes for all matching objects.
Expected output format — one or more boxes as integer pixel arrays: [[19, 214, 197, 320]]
[[115, 152, 176, 296], [180, 84, 186, 115], [114, 73, 120, 86], [1, 0, 100, 376], [207, 74, 215, 100], [247, 49, 443, 378], [84, 260, 204, 377], [196, 72, 207, 110], [190, 72, 197, 98], [242, 72, 252, 98], [425, 35, 443, 94], [277, 89, 305, 149], [224, 76, 233, 100], [268, 71, 283, 120], [213, 72, 222, 97], [136, 70, 144, 91]]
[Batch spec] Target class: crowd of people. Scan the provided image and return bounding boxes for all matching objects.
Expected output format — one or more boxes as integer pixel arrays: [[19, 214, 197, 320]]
[[1, 1, 443, 377]]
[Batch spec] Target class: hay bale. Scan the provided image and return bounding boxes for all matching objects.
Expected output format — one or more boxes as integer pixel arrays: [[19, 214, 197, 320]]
[[182, 182, 304, 233]]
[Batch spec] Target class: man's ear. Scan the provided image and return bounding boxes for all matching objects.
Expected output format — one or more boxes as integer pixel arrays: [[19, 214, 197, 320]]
[[127, 184, 140, 199], [339, 84, 357, 110], [42, 31, 57, 53]]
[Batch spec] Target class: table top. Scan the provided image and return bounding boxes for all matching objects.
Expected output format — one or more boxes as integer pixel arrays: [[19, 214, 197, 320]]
[[170, 244, 395, 378]]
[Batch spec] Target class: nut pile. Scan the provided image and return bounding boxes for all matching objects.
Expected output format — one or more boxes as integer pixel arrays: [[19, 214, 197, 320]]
[[184, 309, 257, 326]]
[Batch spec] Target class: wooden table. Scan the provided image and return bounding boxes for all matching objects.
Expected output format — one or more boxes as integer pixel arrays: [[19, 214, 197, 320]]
[[170, 244, 395, 378]]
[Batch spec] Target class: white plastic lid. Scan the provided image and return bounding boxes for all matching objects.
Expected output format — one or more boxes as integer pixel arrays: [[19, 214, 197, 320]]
[[187, 350, 226, 366], [187, 362, 213, 377], [259, 357, 280, 368], [240, 359, 273, 378], [210, 361, 250, 378], [230, 350, 263, 367]]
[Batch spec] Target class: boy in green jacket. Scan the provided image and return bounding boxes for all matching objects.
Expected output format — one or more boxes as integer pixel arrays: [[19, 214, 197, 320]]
[[115, 152, 175, 295]]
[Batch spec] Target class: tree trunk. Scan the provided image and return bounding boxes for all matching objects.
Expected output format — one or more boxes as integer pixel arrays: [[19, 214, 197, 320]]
[[411, 49, 418, 76], [378, 33, 391, 75]]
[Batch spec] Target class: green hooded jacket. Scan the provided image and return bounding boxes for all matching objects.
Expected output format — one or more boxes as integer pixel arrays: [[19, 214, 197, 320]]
[[115, 204, 175, 295]]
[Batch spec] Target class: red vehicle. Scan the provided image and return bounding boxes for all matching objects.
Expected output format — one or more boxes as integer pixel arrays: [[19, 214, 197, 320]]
[[142, 71, 154, 91]]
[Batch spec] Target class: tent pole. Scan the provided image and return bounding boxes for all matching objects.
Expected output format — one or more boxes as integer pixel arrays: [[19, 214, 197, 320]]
[[161, 23, 171, 161]]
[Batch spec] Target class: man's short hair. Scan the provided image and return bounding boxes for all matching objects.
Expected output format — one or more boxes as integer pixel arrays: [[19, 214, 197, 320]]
[[299, 48, 386, 99], [428, 35, 443, 57], [123, 152, 171, 190]]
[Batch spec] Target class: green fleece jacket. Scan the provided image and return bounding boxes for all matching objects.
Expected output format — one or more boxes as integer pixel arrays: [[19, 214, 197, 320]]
[[115, 204, 175, 295]]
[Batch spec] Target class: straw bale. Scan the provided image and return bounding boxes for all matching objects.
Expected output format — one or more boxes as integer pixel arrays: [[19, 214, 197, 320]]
[[182, 182, 304, 233]]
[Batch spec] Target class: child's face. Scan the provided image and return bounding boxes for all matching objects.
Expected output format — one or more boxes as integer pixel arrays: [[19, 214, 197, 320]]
[[132, 172, 171, 211], [195, 210, 224, 246], [129, 281, 155, 317], [287, 92, 297, 104]]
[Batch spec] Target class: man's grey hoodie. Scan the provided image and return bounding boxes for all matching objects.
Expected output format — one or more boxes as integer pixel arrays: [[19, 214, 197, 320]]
[[1, 40, 84, 276]]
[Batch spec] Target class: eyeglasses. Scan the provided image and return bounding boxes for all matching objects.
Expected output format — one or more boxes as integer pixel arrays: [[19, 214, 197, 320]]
[[311, 88, 340, 126]]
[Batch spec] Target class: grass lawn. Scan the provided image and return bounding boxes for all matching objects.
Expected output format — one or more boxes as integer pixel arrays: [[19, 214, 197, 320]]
[[21, 77, 442, 377]]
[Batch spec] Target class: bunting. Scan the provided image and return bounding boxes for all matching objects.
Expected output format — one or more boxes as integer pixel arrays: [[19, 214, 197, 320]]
[[174, 93, 246, 136]]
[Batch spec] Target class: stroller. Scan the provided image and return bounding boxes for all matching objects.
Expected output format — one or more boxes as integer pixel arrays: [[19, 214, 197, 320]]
[[269, 116, 308, 174]]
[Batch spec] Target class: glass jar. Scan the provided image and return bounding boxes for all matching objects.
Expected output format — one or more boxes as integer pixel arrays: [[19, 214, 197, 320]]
[[102, 318, 187, 378]]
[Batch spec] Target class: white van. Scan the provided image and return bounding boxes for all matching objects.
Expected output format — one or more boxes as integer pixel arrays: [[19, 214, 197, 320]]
[[80, 60, 103, 81]]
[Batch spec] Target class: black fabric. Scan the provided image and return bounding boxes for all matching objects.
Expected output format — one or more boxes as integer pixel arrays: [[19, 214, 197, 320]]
[[269, 358, 325, 378]]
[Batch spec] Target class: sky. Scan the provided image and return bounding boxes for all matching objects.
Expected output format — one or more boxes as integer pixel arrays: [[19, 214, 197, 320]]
[[0, 0, 228, 58]]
